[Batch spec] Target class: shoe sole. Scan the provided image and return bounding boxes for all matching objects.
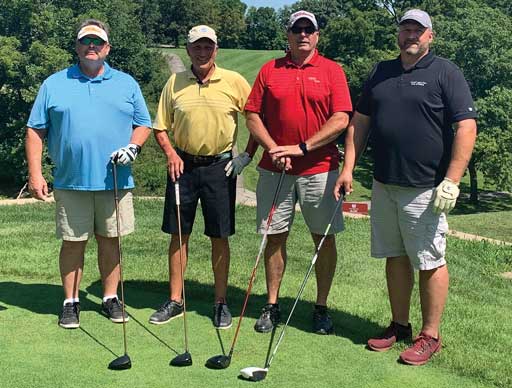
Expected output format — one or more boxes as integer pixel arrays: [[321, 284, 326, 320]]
[[149, 311, 184, 325], [315, 328, 334, 335], [101, 310, 130, 323], [214, 322, 232, 330], [367, 343, 393, 352], [59, 322, 80, 329], [254, 325, 276, 333]]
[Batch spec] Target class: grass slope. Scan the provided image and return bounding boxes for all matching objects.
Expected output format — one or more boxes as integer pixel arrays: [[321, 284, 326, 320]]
[[1, 200, 511, 387]]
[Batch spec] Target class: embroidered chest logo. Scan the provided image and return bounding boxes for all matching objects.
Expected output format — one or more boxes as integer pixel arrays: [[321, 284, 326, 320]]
[[308, 77, 321, 83], [410, 81, 427, 86]]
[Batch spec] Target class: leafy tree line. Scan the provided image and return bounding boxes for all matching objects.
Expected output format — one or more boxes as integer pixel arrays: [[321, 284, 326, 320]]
[[1, 0, 511, 198]]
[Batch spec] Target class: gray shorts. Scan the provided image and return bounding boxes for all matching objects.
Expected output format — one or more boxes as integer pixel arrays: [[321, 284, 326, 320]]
[[54, 189, 134, 241], [256, 168, 344, 235], [370, 179, 448, 270]]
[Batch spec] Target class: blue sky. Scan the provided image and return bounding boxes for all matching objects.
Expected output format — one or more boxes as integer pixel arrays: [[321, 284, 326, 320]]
[[243, 0, 296, 9]]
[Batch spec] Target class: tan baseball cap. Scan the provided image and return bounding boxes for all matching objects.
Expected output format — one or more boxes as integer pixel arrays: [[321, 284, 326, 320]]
[[187, 25, 217, 44], [77, 25, 109, 43]]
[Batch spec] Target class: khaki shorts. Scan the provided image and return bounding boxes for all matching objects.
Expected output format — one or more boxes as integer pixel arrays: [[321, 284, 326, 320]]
[[370, 179, 448, 270], [256, 168, 344, 235], [54, 189, 135, 241]]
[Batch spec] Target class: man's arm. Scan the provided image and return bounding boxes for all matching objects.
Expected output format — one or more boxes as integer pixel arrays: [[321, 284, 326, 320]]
[[445, 118, 477, 183], [246, 111, 290, 170], [25, 127, 49, 200], [269, 111, 349, 159], [333, 112, 371, 199], [130, 125, 151, 147], [153, 129, 183, 182]]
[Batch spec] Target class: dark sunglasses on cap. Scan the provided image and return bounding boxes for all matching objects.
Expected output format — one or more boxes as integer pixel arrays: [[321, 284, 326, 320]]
[[78, 37, 106, 46], [289, 25, 317, 34]]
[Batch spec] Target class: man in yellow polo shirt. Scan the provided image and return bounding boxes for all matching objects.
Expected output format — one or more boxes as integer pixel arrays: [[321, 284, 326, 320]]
[[151, 25, 257, 329]]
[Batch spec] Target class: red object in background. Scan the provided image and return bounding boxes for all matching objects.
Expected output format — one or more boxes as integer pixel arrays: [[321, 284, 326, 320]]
[[342, 202, 369, 215]]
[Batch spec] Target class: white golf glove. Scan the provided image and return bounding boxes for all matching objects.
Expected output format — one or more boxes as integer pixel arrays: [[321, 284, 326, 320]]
[[225, 152, 252, 177], [433, 177, 460, 214], [111, 144, 141, 165]]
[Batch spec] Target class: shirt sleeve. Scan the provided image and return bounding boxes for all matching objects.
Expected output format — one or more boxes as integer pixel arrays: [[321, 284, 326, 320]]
[[441, 65, 478, 123], [132, 82, 152, 127], [329, 63, 352, 113], [244, 64, 268, 114], [153, 76, 174, 131], [27, 82, 50, 130]]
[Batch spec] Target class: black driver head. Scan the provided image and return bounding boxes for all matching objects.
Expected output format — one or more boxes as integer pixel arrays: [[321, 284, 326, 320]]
[[108, 354, 132, 370], [170, 351, 192, 367], [205, 354, 231, 369]]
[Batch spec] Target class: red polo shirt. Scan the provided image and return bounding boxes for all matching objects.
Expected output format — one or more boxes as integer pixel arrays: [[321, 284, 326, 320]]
[[245, 50, 352, 176]]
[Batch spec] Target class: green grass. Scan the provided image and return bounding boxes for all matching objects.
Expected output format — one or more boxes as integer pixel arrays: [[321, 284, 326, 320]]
[[1, 200, 511, 387], [448, 210, 512, 242]]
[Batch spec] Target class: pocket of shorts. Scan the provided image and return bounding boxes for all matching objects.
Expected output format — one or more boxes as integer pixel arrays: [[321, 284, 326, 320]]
[[425, 224, 447, 260]]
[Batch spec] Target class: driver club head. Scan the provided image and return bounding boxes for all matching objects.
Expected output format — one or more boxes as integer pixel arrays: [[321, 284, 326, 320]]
[[239, 367, 268, 381], [205, 354, 231, 369], [108, 354, 132, 370], [170, 351, 193, 367]]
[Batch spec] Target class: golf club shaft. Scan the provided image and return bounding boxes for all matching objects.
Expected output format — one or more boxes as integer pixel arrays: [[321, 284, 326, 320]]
[[227, 169, 286, 359], [112, 163, 128, 355], [175, 182, 189, 352], [265, 192, 344, 369]]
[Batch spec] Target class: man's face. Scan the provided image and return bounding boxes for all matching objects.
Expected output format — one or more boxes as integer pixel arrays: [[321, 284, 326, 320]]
[[187, 38, 217, 72], [397, 21, 433, 57], [75, 34, 110, 64], [287, 19, 319, 55]]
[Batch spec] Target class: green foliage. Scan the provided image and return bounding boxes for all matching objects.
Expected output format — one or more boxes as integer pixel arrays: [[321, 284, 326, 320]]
[[244, 7, 286, 50]]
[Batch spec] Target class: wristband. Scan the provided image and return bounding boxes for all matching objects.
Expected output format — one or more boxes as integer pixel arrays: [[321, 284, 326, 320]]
[[299, 142, 308, 156]]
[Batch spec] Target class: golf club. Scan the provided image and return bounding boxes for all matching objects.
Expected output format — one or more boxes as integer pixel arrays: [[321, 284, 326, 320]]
[[170, 181, 192, 367], [240, 189, 345, 381], [108, 162, 131, 371], [205, 169, 286, 370]]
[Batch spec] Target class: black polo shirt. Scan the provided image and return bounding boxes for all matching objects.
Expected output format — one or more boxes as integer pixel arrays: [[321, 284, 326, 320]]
[[357, 51, 477, 187]]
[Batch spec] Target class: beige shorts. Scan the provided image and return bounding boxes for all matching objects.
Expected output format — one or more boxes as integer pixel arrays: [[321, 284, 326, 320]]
[[370, 179, 448, 270], [54, 189, 134, 241], [256, 168, 344, 235]]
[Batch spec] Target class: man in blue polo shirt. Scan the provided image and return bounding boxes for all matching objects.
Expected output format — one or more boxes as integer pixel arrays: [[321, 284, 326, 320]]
[[25, 19, 152, 329], [335, 9, 477, 365]]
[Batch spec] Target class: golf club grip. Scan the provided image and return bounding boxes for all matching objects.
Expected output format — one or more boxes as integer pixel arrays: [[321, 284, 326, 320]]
[[175, 182, 180, 205], [266, 194, 344, 369]]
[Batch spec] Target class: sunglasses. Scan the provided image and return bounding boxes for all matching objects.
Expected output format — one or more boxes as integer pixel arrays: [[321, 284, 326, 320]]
[[289, 26, 317, 34], [78, 37, 106, 46]]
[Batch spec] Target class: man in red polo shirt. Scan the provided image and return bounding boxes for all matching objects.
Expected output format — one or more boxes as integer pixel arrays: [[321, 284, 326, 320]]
[[245, 10, 352, 335]]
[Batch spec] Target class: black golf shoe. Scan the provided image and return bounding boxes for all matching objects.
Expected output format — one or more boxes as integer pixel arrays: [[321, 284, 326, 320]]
[[313, 305, 334, 335], [212, 303, 232, 329], [102, 297, 129, 323], [149, 300, 184, 325], [254, 303, 280, 333], [58, 302, 80, 329]]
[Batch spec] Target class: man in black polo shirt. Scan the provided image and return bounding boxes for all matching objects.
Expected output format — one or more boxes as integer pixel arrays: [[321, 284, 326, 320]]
[[335, 9, 477, 366]]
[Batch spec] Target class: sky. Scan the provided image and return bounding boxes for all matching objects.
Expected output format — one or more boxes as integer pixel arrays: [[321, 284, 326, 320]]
[[243, 0, 296, 9]]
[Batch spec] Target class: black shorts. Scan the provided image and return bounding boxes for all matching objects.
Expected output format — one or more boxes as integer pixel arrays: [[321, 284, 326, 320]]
[[162, 155, 236, 238]]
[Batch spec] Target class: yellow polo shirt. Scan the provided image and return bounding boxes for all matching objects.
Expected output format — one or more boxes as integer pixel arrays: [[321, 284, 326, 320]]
[[153, 65, 251, 155]]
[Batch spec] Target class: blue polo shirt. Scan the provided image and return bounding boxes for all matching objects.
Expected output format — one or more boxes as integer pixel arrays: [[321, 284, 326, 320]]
[[27, 63, 151, 190]]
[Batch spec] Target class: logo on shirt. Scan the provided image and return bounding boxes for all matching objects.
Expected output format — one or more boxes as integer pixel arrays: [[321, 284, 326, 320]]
[[308, 77, 321, 83], [410, 81, 427, 86]]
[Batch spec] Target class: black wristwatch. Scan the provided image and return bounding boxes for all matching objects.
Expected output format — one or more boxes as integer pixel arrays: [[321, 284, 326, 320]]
[[299, 142, 308, 156]]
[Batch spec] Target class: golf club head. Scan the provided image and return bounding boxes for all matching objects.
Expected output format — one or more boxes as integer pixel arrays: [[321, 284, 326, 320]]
[[205, 354, 231, 369], [108, 354, 132, 370], [170, 351, 192, 367], [239, 367, 268, 381]]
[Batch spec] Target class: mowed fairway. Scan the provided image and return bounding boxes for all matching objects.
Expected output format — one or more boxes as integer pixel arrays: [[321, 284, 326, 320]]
[[1, 200, 511, 387]]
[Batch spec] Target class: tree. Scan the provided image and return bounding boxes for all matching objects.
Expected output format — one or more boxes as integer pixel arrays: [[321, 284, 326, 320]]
[[244, 7, 286, 50], [215, 0, 246, 48]]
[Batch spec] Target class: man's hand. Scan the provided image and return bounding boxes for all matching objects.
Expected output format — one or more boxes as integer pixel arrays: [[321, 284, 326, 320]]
[[110, 144, 141, 165], [28, 174, 49, 201], [433, 178, 460, 214], [167, 151, 184, 182], [269, 144, 304, 159], [225, 152, 252, 177], [333, 169, 353, 201]]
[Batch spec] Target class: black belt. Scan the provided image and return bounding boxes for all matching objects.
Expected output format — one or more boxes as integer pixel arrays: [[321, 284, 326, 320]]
[[177, 149, 232, 165]]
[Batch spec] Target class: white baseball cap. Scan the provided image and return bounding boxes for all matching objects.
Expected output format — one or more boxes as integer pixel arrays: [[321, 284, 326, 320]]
[[288, 10, 318, 30], [399, 9, 433, 30], [77, 24, 109, 43]]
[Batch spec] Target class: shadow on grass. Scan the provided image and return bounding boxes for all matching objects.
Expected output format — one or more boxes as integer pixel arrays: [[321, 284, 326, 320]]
[[452, 191, 512, 215], [84, 279, 382, 346]]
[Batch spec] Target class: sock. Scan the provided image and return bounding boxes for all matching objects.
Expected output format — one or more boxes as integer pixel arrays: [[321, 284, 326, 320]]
[[103, 295, 118, 303], [63, 298, 79, 305]]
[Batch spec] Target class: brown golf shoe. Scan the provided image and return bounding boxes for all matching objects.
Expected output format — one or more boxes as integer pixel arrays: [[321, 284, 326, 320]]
[[399, 332, 441, 366], [367, 321, 412, 352]]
